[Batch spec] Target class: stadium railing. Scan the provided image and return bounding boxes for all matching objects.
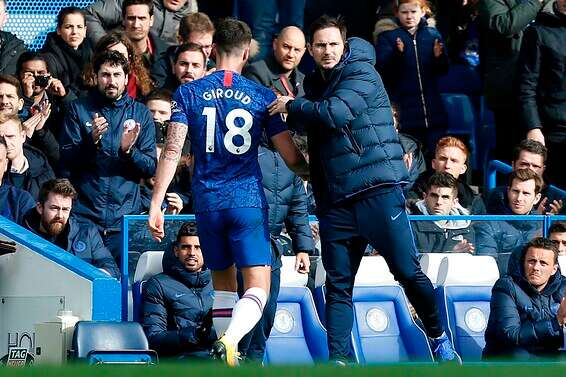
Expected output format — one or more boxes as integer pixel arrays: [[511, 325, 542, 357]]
[[121, 214, 558, 321]]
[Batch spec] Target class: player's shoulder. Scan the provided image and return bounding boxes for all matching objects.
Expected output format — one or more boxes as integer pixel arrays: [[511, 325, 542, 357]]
[[236, 73, 276, 103]]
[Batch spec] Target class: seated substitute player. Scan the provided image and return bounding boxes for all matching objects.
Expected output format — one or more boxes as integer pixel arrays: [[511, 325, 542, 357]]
[[147, 18, 308, 366]]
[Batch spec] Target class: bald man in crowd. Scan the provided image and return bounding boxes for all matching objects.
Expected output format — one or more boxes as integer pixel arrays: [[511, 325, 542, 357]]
[[244, 26, 306, 100]]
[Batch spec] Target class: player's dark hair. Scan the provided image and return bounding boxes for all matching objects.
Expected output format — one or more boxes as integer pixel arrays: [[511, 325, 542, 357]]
[[56, 6, 85, 28], [308, 15, 347, 43], [177, 222, 198, 241], [173, 42, 206, 65], [512, 139, 547, 163], [426, 172, 458, 195], [122, 0, 153, 18], [93, 50, 130, 75], [213, 18, 252, 56], [38, 179, 77, 204]]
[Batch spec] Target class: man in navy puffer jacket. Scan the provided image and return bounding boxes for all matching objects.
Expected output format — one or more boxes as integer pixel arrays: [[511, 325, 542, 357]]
[[142, 222, 216, 358], [268, 15, 458, 363], [59, 51, 156, 261], [483, 237, 566, 360]]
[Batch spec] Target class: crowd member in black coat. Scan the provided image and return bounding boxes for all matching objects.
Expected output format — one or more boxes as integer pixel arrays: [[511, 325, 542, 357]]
[[517, 0, 566, 188], [151, 12, 214, 88], [161, 42, 207, 92], [122, 0, 168, 72], [243, 26, 306, 99], [41, 7, 92, 99], [0, 114, 54, 200], [483, 237, 566, 360], [0, 0, 26, 76], [142, 222, 216, 358]]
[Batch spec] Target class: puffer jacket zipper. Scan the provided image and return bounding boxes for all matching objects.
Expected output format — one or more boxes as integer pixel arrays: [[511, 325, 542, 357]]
[[412, 32, 429, 128], [344, 126, 363, 154]]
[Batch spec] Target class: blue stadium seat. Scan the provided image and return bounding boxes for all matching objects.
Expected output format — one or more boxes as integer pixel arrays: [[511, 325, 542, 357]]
[[441, 93, 477, 168], [71, 321, 158, 365], [435, 285, 492, 362], [132, 251, 164, 322], [264, 286, 328, 365], [351, 285, 433, 363]]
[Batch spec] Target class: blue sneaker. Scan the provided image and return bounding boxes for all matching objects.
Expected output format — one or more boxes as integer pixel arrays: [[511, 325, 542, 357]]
[[430, 332, 462, 363]]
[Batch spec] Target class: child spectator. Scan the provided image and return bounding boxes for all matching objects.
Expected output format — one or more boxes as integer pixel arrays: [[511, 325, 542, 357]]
[[375, 0, 449, 153]]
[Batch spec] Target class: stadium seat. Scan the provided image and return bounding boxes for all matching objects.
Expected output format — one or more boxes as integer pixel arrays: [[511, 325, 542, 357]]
[[559, 255, 566, 277], [314, 256, 397, 326], [434, 255, 497, 362], [419, 253, 449, 285], [435, 285, 492, 362], [354, 256, 397, 286], [71, 321, 157, 365], [436, 255, 499, 286], [264, 286, 328, 365], [351, 285, 433, 363], [280, 255, 309, 287], [132, 251, 164, 322], [441, 93, 477, 167]]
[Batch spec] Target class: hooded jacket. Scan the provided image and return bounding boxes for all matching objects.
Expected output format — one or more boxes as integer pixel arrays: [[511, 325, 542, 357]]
[[517, 2, 566, 133], [21, 210, 120, 278], [0, 30, 26, 76], [7, 144, 55, 200], [287, 37, 409, 213], [409, 200, 475, 254], [59, 90, 157, 231], [85, 0, 198, 46], [483, 243, 566, 359], [375, 17, 449, 130], [41, 32, 93, 98], [142, 246, 215, 357]]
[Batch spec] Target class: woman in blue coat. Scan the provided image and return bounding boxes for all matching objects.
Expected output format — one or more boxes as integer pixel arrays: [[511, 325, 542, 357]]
[[375, 0, 449, 153]]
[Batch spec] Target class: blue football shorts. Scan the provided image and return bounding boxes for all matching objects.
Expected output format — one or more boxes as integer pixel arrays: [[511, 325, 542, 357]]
[[195, 207, 272, 271]]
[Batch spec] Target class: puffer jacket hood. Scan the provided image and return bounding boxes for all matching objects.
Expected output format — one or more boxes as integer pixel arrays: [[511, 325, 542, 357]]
[[415, 199, 471, 229], [342, 37, 376, 66]]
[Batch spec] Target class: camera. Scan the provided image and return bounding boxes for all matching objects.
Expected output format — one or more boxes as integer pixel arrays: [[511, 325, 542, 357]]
[[34, 74, 50, 88]]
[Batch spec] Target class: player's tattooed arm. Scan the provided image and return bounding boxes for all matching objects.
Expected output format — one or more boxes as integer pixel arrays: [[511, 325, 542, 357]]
[[161, 122, 188, 162]]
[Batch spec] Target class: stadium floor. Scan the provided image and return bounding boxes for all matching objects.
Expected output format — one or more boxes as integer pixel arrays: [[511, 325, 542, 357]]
[[2, 362, 566, 377]]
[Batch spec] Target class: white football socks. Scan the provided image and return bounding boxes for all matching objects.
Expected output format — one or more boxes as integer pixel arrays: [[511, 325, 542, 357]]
[[223, 287, 268, 346], [212, 290, 239, 339]]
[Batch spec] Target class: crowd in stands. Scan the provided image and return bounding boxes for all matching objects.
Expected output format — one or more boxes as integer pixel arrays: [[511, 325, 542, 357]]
[[0, 0, 564, 362]]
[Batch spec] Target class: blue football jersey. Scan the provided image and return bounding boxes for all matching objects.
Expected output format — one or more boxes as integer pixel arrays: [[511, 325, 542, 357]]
[[171, 70, 287, 213]]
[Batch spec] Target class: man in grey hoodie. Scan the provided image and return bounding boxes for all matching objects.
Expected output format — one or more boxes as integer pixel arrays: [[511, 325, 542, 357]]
[[410, 172, 475, 254]]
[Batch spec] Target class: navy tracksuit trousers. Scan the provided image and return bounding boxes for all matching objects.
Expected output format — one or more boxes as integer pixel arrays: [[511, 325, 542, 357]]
[[318, 186, 443, 361]]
